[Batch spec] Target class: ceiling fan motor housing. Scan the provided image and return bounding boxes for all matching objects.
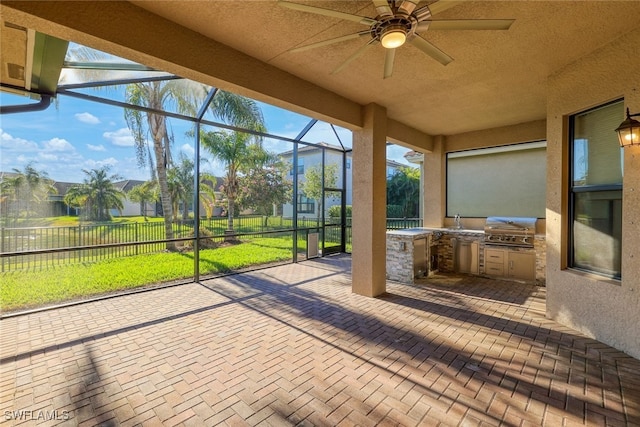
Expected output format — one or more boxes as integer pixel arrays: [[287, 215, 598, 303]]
[[371, 16, 415, 43]]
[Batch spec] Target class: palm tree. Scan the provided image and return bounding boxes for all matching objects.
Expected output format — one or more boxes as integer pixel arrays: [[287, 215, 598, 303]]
[[199, 173, 218, 219], [125, 81, 265, 250], [127, 180, 158, 221], [64, 167, 125, 221], [201, 130, 269, 233], [167, 154, 195, 221], [0, 163, 57, 221]]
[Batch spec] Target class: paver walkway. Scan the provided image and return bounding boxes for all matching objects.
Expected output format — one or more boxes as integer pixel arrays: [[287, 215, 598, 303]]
[[1, 255, 639, 426]]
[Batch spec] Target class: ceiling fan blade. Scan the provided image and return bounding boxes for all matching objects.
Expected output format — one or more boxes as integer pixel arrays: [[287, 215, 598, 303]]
[[279, 1, 377, 26], [383, 48, 396, 79], [398, 0, 420, 16], [289, 31, 370, 53], [410, 35, 453, 65], [332, 40, 376, 74], [425, 19, 515, 31], [372, 0, 393, 17], [427, 0, 464, 16]]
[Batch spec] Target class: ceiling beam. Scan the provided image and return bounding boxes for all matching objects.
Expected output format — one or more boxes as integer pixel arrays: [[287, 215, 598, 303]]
[[1, 1, 432, 146], [388, 118, 434, 153]]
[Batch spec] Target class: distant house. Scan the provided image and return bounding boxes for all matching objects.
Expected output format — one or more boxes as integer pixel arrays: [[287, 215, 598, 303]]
[[110, 180, 156, 217], [0, 171, 74, 218], [50, 181, 80, 216], [279, 143, 409, 219]]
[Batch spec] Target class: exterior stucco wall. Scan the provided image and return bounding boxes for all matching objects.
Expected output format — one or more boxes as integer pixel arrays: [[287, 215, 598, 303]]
[[546, 27, 640, 359], [445, 120, 547, 152]]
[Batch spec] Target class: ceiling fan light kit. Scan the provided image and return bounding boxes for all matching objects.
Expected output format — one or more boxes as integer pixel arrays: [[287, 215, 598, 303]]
[[380, 27, 407, 48], [279, 0, 515, 78]]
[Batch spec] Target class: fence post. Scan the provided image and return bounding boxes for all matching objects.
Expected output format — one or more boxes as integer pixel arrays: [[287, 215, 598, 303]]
[[135, 222, 139, 255], [78, 223, 82, 263], [1, 227, 4, 272]]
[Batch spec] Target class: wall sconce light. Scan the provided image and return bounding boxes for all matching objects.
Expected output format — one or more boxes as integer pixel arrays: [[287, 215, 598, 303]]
[[615, 107, 640, 147]]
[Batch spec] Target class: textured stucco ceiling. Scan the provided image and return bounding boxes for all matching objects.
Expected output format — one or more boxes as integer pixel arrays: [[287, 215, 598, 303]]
[[2, 1, 640, 138], [127, 1, 640, 136]]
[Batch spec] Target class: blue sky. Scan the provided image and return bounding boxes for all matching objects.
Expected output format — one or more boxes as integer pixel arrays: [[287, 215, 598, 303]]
[[0, 88, 412, 184]]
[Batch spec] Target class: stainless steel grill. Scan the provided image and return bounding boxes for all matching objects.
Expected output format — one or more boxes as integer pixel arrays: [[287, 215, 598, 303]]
[[484, 217, 537, 248]]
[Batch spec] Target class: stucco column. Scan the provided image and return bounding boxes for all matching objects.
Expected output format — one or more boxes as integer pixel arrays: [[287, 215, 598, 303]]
[[352, 103, 387, 297], [423, 135, 446, 227], [621, 95, 640, 315]]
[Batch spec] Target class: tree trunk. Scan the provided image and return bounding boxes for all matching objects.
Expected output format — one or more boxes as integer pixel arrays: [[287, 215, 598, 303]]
[[182, 200, 189, 221], [227, 197, 235, 231], [153, 141, 176, 251], [224, 197, 235, 242]]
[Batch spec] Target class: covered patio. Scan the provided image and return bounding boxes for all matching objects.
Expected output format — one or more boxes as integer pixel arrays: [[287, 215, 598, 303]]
[[2, 256, 638, 426]]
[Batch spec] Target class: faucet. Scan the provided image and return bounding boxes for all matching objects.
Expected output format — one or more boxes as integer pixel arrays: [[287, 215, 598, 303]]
[[454, 214, 462, 229]]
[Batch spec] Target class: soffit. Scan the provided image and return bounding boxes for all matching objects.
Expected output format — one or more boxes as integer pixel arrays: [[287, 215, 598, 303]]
[[129, 1, 640, 136], [0, 21, 68, 97]]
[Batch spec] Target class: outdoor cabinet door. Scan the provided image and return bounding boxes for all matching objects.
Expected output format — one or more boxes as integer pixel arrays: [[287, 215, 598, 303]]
[[507, 251, 536, 281]]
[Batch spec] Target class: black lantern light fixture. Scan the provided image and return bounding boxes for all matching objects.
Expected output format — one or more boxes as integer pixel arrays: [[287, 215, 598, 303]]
[[615, 107, 640, 147]]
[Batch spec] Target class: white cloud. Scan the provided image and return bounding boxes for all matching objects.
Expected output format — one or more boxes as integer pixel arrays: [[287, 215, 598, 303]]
[[87, 144, 106, 152], [180, 143, 195, 158], [74, 112, 100, 124], [43, 137, 74, 152], [84, 157, 119, 169], [103, 128, 135, 147], [39, 153, 59, 161], [0, 128, 38, 151]]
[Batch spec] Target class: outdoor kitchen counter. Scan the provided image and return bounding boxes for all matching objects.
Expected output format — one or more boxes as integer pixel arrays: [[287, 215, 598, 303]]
[[386, 227, 546, 285], [386, 227, 484, 236], [386, 228, 485, 283]]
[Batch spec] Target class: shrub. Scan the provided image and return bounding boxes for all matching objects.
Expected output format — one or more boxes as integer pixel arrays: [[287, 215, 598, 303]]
[[328, 205, 352, 218]]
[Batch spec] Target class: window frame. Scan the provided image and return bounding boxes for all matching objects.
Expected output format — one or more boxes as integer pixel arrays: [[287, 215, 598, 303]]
[[297, 194, 314, 214], [568, 99, 623, 280]]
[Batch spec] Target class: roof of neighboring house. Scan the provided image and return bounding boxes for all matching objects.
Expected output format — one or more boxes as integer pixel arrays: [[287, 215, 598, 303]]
[[403, 151, 424, 164], [201, 176, 224, 192], [52, 181, 78, 195], [386, 159, 409, 170], [0, 171, 19, 180], [113, 180, 146, 192], [0, 172, 77, 196]]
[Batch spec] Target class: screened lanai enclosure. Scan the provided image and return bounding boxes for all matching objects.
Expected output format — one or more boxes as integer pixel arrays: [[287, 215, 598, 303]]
[[0, 37, 417, 312]]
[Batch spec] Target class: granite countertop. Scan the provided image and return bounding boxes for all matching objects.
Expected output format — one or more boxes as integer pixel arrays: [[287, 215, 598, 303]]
[[387, 227, 485, 236]]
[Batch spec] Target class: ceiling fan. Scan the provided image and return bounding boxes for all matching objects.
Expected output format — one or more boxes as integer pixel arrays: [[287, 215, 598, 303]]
[[279, 0, 515, 78]]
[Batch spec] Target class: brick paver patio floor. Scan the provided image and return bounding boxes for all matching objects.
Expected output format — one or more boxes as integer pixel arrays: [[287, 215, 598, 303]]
[[1, 254, 639, 426]]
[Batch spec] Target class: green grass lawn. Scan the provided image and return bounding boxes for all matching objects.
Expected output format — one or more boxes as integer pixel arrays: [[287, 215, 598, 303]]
[[0, 237, 295, 312]]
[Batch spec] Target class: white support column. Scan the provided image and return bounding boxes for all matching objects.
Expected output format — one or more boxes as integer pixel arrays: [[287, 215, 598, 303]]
[[352, 103, 388, 297]]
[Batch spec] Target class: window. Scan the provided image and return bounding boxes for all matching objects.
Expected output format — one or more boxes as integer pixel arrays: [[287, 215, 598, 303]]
[[569, 100, 624, 279], [290, 160, 304, 175], [297, 195, 314, 214]]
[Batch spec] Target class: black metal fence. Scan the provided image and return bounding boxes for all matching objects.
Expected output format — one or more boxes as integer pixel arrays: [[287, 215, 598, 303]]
[[0, 216, 421, 271]]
